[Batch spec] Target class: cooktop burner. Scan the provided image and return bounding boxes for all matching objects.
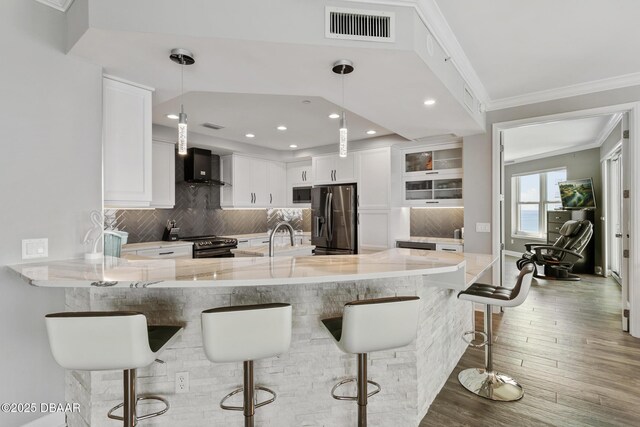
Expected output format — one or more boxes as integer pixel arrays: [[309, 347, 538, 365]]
[[181, 235, 237, 248]]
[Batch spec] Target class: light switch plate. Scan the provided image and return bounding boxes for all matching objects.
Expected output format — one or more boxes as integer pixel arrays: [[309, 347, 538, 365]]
[[22, 238, 48, 260], [476, 223, 491, 233]]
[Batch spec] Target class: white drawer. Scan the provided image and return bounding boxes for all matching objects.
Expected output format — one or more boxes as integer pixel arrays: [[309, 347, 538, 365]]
[[136, 246, 192, 259], [436, 243, 463, 252], [250, 237, 271, 247]]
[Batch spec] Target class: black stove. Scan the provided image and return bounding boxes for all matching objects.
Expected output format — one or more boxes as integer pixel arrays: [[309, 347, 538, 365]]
[[180, 235, 238, 258]]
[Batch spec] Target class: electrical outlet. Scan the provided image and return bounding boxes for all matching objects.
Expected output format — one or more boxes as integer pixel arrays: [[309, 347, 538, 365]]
[[22, 238, 48, 260], [175, 372, 189, 393]]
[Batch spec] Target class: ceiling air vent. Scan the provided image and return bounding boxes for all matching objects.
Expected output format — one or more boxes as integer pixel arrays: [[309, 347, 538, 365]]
[[201, 123, 225, 130], [325, 7, 395, 43]]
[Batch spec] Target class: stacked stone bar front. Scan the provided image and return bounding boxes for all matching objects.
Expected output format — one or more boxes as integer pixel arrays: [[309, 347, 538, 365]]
[[64, 273, 471, 427]]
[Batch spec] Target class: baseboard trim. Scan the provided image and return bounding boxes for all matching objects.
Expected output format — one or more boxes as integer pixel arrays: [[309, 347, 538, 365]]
[[503, 250, 522, 258], [21, 413, 65, 427]]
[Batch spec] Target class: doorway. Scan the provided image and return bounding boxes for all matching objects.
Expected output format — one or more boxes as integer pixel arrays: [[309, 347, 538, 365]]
[[492, 104, 636, 334]]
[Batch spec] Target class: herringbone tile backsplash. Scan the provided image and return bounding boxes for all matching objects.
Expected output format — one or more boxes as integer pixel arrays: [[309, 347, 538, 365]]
[[410, 208, 464, 238], [104, 153, 309, 243]]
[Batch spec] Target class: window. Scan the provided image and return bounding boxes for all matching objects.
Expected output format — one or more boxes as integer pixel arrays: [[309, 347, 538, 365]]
[[513, 168, 567, 238]]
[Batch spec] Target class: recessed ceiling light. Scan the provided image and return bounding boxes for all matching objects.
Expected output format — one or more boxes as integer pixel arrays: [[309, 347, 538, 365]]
[[277, 125, 287, 131], [302, 100, 311, 104], [423, 99, 437, 106], [167, 114, 179, 120], [329, 113, 340, 119], [245, 133, 255, 138], [289, 144, 298, 148], [366, 130, 377, 135]]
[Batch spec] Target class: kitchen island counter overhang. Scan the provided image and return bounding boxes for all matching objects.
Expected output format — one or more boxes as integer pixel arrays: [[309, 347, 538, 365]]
[[10, 248, 495, 289], [9, 249, 496, 427]]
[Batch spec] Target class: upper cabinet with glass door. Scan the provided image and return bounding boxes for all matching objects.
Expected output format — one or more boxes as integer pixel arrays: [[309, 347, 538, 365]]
[[403, 175, 463, 207], [403, 143, 462, 178]]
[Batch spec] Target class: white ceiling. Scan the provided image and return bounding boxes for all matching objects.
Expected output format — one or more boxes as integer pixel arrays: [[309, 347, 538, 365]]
[[154, 92, 391, 150], [69, 27, 483, 150], [503, 114, 617, 162], [434, 0, 640, 102]]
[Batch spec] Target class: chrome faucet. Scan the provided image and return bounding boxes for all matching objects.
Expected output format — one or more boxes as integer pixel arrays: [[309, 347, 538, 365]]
[[269, 221, 295, 257]]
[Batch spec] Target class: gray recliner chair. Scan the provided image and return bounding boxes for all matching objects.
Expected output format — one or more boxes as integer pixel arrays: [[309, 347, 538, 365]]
[[516, 219, 593, 281]]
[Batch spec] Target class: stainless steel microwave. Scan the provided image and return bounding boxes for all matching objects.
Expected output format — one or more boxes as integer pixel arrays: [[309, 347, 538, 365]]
[[292, 186, 312, 204]]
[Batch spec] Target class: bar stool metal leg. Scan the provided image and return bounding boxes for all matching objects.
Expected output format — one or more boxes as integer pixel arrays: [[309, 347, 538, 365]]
[[243, 361, 255, 427], [458, 305, 524, 401], [357, 354, 367, 427], [123, 369, 136, 427]]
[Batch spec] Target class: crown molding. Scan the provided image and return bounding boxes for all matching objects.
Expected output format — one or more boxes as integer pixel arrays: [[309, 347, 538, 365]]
[[35, 0, 75, 12], [594, 112, 623, 147], [487, 72, 640, 111], [345, 0, 490, 106]]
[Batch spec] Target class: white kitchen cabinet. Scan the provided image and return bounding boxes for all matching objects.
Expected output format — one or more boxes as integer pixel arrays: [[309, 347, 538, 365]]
[[252, 159, 269, 206], [136, 246, 192, 259], [287, 161, 312, 185], [436, 243, 463, 252], [267, 162, 286, 207], [358, 211, 390, 253], [236, 239, 251, 248], [356, 147, 391, 210], [103, 75, 154, 208], [402, 173, 463, 207], [312, 153, 357, 184], [151, 141, 176, 208], [358, 209, 410, 253], [402, 142, 463, 178], [286, 161, 312, 207], [221, 155, 287, 208], [250, 236, 271, 246]]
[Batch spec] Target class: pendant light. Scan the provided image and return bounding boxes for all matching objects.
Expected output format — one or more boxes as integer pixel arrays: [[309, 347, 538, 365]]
[[170, 48, 195, 155], [332, 60, 354, 158]]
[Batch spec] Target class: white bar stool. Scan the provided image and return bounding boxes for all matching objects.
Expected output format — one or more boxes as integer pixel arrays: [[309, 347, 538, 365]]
[[45, 311, 183, 427], [322, 296, 420, 427], [201, 303, 292, 427], [457, 263, 535, 401]]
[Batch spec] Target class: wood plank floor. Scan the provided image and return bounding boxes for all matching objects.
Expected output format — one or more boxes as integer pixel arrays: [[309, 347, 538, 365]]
[[420, 257, 640, 427]]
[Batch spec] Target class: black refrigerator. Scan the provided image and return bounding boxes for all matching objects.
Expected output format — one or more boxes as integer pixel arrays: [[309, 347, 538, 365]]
[[311, 184, 358, 255]]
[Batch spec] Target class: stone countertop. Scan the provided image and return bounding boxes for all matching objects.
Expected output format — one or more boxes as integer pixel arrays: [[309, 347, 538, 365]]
[[232, 244, 316, 257], [121, 241, 194, 253], [222, 231, 311, 241], [397, 237, 464, 245], [9, 249, 497, 289]]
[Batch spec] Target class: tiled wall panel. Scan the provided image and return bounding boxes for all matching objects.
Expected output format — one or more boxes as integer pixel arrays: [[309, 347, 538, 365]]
[[410, 208, 464, 238], [104, 152, 309, 242]]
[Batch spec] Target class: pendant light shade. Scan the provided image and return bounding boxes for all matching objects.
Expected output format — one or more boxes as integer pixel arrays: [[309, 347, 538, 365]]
[[178, 109, 188, 155], [339, 113, 348, 158], [332, 60, 354, 158], [170, 48, 195, 155]]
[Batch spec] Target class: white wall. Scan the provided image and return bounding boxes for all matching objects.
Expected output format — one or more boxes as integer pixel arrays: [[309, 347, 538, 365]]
[[462, 133, 493, 253], [0, 2, 102, 426]]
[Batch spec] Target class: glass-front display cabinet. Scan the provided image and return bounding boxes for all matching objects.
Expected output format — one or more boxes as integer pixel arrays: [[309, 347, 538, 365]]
[[403, 176, 463, 206], [403, 145, 462, 177]]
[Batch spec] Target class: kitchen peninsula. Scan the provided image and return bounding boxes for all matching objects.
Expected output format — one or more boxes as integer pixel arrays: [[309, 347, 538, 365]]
[[10, 249, 495, 427]]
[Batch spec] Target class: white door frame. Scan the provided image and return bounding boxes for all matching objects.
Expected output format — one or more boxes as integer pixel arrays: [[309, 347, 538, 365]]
[[491, 102, 640, 338]]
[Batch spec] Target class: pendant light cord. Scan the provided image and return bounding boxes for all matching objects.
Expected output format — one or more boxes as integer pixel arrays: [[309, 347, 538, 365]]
[[341, 65, 345, 108], [180, 57, 185, 112]]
